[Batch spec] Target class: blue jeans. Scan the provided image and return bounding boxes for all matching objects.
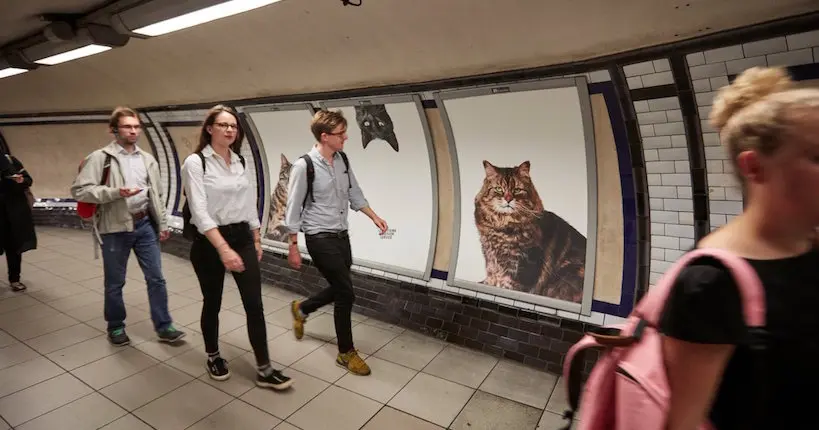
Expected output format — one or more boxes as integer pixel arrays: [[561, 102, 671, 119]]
[[101, 218, 172, 333]]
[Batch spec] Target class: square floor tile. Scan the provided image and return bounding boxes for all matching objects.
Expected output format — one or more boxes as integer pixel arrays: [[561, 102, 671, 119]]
[[0, 342, 40, 371], [373, 332, 446, 370], [0, 329, 16, 348], [16, 392, 127, 430], [7, 313, 79, 340], [240, 369, 329, 420], [266, 331, 324, 366], [101, 364, 194, 411], [0, 295, 39, 315], [538, 410, 576, 430], [362, 407, 444, 430], [98, 414, 154, 430], [479, 360, 556, 409], [288, 385, 381, 430], [450, 390, 542, 430], [46, 335, 123, 370], [25, 323, 101, 354], [335, 357, 417, 403], [330, 323, 400, 355], [134, 380, 233, 430], [0, 373, 94, 427], [72, 347, 159, 389], [0, 356, 65, 398], [187, 399, 280, 430], [388, 372, 475, 428], [422, 345, 498, 388]]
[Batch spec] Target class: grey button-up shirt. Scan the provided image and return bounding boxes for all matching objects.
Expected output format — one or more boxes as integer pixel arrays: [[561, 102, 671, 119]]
[[284, 146, 369, 235]]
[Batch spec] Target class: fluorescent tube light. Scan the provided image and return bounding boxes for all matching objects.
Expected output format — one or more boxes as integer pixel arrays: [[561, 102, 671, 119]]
[[34, 44, 112, 66], [0, 68, 28, 79], [133, 0, 282, 36]]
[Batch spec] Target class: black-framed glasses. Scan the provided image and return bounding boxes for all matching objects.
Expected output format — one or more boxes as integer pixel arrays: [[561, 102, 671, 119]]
[[214, 122, 239, 130]]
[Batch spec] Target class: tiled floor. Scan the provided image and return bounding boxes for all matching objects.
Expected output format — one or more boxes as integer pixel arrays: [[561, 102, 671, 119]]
[[0, 227, 576, 429]]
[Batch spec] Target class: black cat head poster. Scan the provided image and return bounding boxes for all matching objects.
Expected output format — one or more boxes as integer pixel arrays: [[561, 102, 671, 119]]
[[354, 104, 399, 152]]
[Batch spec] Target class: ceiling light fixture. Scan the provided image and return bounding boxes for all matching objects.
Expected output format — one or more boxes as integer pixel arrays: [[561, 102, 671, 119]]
[[132, 0, 284, 37], [0, 68, 28, 79], [34, 44, 112, 66]]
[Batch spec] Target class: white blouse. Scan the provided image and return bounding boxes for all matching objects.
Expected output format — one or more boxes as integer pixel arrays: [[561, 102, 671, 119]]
[[181, 144, 260, 234]]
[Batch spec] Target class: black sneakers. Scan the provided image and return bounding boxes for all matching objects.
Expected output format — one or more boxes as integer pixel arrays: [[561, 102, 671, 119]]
[[206, 357, 231, 381], [108, 328, 130, 346], [157, 326, 186, 343], [256, 369, 293, 390]]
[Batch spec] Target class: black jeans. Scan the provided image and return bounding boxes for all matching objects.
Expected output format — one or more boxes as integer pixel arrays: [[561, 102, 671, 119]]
[[4, 248, 20, 283], [301, 231, 355, 353], [190, 223, 269, 366]]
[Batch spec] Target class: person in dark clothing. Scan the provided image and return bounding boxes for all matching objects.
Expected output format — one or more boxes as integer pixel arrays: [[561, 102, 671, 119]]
[[659, 66, 819, 430], [0, 153, 36, 291]]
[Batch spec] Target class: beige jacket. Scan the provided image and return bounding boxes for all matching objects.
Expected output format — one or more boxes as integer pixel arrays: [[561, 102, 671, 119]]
[[70, 141, 168, 235]]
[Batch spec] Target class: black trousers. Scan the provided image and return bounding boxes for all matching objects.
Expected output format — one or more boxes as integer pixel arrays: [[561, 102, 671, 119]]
[[301, 231, 356, 353], [4, 248, 20, 283], [190, 223, 269, 366]]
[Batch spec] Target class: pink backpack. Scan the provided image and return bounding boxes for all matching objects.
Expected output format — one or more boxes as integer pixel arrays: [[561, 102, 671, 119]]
[[560, 248, 767, 430]]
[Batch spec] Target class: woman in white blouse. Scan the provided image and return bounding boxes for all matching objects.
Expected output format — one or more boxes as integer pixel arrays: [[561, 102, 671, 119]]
[[182, 105, 292, 390]]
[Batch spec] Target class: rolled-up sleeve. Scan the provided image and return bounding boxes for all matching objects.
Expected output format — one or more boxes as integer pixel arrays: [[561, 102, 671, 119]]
[[284, 158, 308, 234], [182, 155, 218, 234], [347, 166, 369, 211]]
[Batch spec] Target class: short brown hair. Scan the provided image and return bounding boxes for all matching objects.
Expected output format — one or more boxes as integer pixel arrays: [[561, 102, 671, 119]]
[[310, 109, 347, 141], [109, 106, 139, 131]]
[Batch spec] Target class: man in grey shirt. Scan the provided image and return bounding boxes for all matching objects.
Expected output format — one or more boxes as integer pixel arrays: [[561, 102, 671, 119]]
[[285, 109, 388, 376]]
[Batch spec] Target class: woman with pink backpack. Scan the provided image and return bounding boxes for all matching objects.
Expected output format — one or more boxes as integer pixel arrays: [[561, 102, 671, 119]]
[[562, 66, 819, 429]]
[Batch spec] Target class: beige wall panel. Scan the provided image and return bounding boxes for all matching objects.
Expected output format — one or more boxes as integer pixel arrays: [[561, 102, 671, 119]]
[[426, 108, 455, 272], [166, 126, 201, 211], [589, 94, 624, 305], [1, 124, 111, 199]]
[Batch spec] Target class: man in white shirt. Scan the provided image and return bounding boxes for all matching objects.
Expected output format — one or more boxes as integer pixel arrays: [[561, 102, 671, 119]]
[[71, 107, 185, 346]]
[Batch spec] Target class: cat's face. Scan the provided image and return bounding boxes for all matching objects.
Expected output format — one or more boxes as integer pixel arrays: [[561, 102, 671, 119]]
[[355, 104, 399, 151], [278, 153, 292, 186], [476, 160, 543, 217]]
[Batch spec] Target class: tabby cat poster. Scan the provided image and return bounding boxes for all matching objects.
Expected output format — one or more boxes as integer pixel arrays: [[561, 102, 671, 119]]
[[441, 84, 594, 304], [249, 100, 437, 278]]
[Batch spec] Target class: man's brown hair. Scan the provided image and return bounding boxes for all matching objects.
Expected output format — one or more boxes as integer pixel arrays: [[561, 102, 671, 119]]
[[310, 109, 347, 141], [109, 106, 139, 132]]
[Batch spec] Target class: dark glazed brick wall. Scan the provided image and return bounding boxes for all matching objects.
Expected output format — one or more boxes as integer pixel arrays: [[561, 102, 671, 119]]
[[34, 208, 600, 376]]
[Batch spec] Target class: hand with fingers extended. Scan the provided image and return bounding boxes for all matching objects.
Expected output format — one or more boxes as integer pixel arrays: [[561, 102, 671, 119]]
[[119, 187, 142, 198]]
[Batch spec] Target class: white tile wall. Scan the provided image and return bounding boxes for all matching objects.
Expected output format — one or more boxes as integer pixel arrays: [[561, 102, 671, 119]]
[[637, 95, 695, 287], [624, 59, 673, 89], [686, 32, 819, 233]]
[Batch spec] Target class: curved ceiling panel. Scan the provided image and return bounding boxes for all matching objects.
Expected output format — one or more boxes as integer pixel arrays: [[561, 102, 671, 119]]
[[0, 0, 817, 114]]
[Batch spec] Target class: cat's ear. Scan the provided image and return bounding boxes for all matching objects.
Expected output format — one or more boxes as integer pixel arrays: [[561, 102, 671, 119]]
[[280, 153, 289, 165], [483, 160, 499, 177], [518, 161, 531, 176]]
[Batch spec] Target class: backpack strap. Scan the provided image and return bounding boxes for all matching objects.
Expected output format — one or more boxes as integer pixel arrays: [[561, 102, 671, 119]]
[[300, 154, 315, 209], [634, 248, 766, 328], [100, 153, 113, 186], [338, 150, 351, 190]]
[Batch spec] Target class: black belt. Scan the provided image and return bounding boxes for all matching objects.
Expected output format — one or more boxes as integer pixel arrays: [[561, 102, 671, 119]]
[[306, 230, 348, 239]]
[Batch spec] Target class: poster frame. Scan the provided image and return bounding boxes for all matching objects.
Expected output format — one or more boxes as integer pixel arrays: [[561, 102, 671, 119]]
[[434, 76, 598, 315], [310, 93, 439, 281]]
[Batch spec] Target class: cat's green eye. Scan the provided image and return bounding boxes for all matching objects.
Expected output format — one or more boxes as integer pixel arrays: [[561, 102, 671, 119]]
[[493, 187, 503, 194], [513, 188, 525, 195]]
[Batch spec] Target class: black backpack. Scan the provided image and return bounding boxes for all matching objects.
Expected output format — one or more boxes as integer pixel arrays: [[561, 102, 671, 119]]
[[299, 151, 350, 210], [182, 151, 246, 240]]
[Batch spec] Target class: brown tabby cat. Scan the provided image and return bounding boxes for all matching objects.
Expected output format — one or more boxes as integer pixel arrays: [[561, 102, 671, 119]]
[[474, 160, 587, 302], [265, 153, 291, 241]]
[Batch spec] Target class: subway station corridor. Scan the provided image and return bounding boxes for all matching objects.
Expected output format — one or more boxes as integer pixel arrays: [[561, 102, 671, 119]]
[[0, 227, 571, 430]]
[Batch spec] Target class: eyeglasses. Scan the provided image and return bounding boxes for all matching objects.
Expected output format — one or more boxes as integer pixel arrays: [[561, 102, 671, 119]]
[[214, 122, 239, 131], [118, 125, 141, 131]]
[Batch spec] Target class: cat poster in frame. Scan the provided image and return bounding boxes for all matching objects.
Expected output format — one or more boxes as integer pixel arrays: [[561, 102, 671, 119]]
[[435, 77, 598, 314], [317, 95, 439, 280], [242, 97, 439, 281]]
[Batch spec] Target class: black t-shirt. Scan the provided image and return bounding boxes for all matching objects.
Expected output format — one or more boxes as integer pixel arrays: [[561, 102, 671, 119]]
[[659, 248, 819, 430]]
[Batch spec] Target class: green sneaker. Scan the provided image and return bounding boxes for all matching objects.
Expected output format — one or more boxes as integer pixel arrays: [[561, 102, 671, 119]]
[[157, 326, 186, 343]]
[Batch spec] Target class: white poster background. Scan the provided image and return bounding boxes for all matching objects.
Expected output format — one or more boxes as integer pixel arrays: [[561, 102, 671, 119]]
[[250, 103, 435, 277], [445, 86, 589, 284]]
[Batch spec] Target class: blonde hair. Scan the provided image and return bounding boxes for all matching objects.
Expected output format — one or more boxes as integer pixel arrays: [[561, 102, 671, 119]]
[[310, 109, 347, 141], [710, 66, 819, 182]]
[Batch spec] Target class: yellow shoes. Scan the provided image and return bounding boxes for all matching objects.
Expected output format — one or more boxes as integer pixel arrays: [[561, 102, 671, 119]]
[[337, 350, 371, 376], [291, 301, 305, 340]]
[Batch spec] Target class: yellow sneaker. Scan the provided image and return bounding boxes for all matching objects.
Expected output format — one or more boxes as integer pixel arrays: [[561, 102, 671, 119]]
[[291, 301, 305, 340], [337, 350, 371, 376]]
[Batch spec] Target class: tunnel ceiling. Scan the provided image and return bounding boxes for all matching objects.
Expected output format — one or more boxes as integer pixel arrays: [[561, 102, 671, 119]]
[[0, 0, 817, 115]]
